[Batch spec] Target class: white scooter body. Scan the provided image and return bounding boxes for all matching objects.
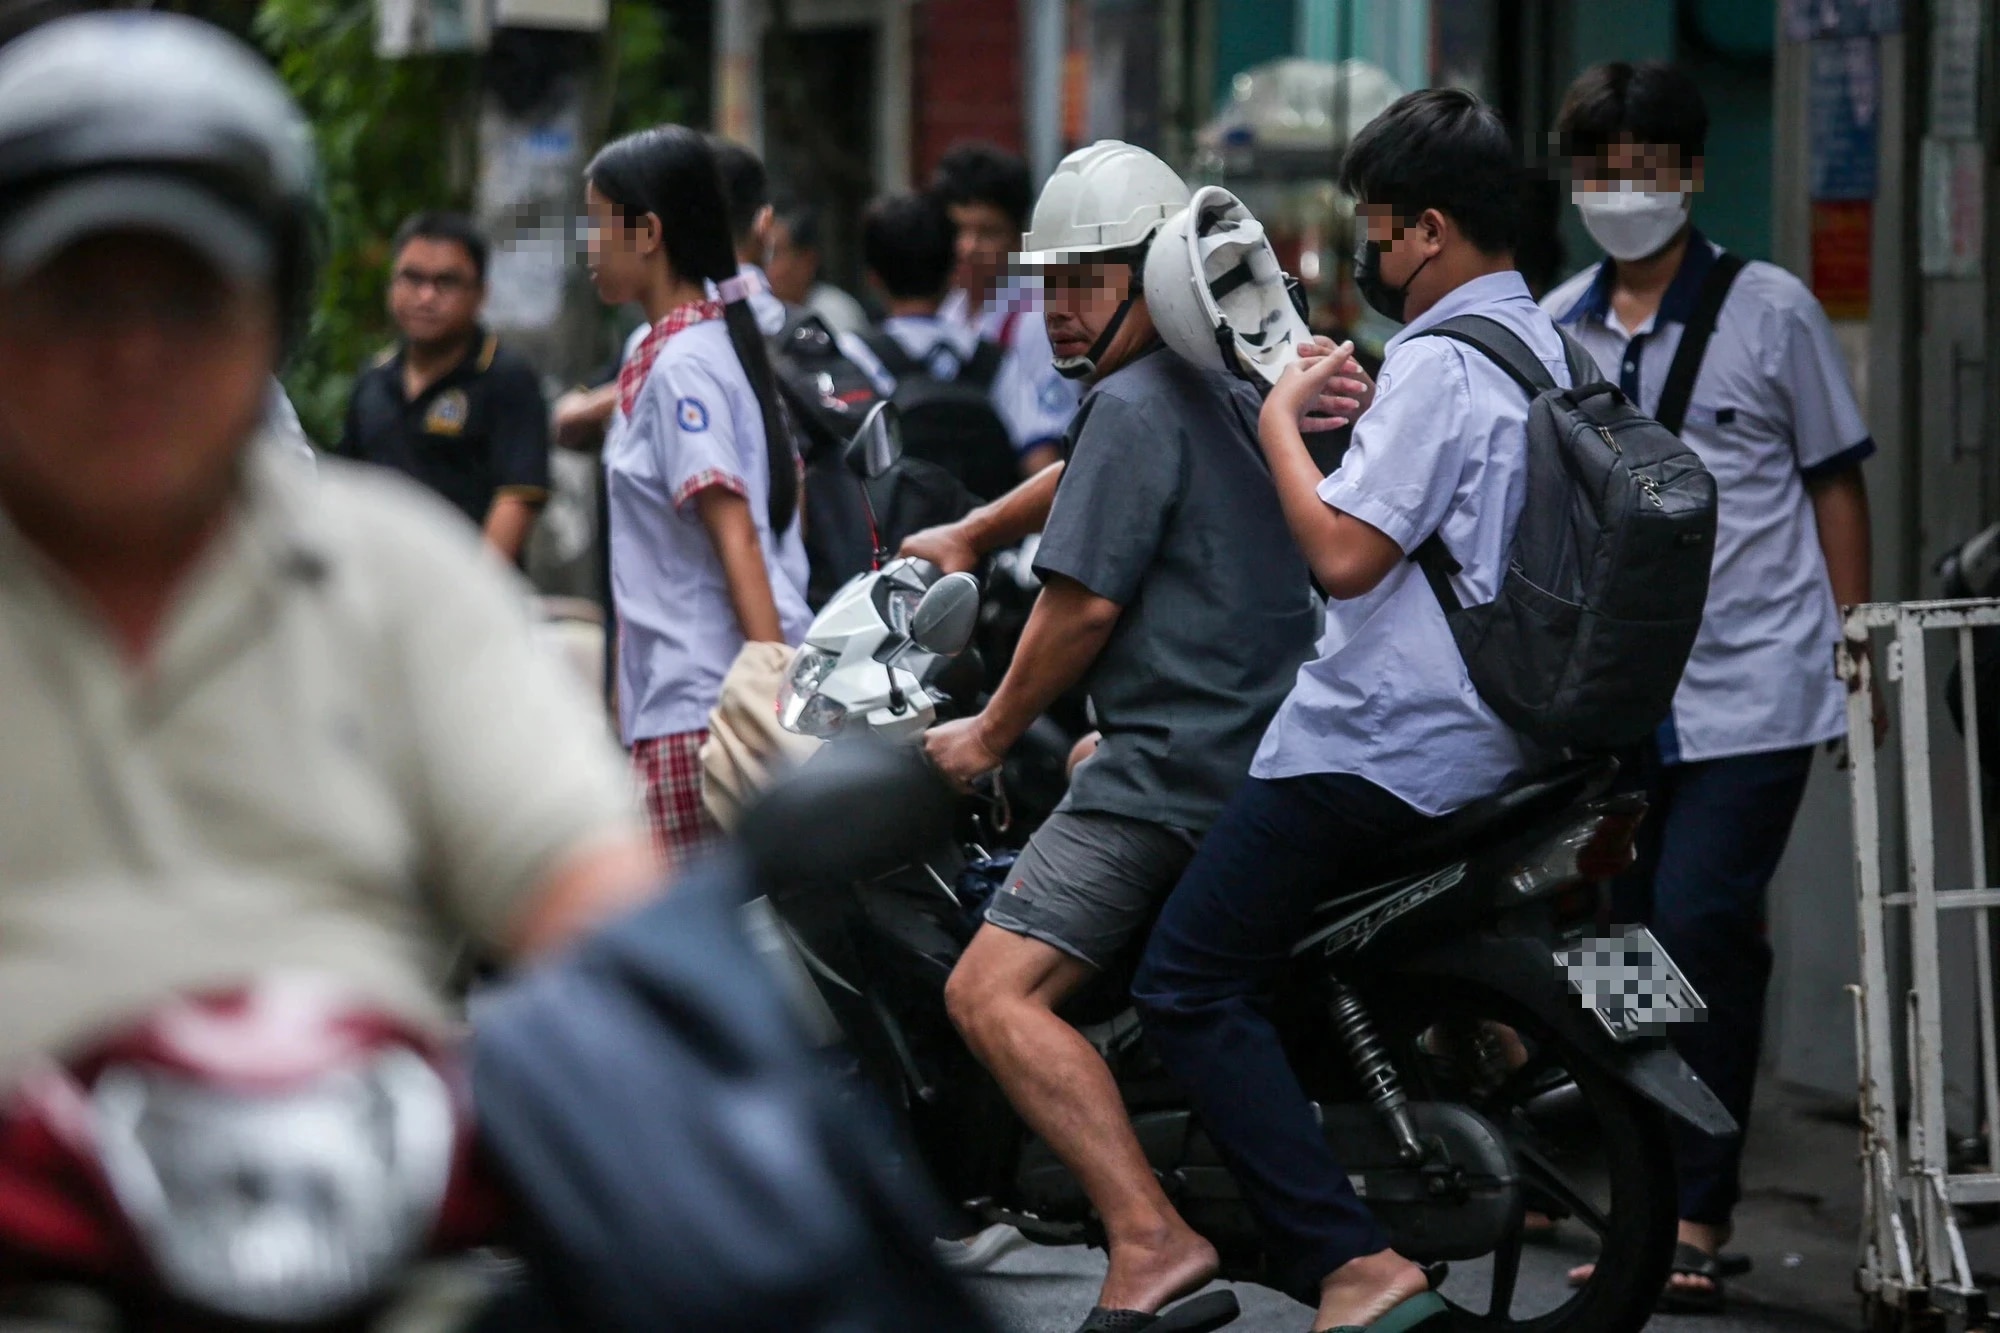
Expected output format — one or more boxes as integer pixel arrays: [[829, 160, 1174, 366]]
[[779, 558, 954, 745]]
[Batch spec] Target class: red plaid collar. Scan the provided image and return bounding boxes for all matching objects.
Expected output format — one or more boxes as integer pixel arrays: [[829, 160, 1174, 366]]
[[619, 299, 725, 418]]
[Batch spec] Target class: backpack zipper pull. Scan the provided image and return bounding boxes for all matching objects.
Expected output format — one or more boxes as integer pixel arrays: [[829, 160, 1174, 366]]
[[1638, 475, 1665, 509], [1597, 424, 1622, 454]]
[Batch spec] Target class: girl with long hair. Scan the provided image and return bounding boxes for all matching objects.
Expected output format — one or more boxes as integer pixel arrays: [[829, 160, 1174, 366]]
[[585, 125, 810, 868]]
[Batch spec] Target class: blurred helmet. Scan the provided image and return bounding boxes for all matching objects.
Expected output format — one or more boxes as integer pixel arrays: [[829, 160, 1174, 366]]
[[1015, 140, 1189, 266], [1145, 186, 1312, 386], [0, 11, 320, 352]]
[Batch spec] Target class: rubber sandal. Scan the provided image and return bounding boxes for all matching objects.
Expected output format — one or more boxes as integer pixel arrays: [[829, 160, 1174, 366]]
[[1656, 1240, 1726, 1314], [1073, 1289, 1241, 1333], [1316, 1288, 1450, 1333], [1719, 1250, 1753, 1278]]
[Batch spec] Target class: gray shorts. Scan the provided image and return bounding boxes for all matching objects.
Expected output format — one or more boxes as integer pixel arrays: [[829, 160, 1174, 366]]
[[983, 811, 1197, 970]]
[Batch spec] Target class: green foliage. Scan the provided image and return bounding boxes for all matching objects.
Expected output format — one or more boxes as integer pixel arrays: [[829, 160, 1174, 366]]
[[608, 0, 685, 138], [253, 0, 683, 442], [255, 0, 478, 444]]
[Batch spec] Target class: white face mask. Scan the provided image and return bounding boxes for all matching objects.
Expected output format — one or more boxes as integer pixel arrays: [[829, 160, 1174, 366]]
[[1573, 183, 1691, 261]]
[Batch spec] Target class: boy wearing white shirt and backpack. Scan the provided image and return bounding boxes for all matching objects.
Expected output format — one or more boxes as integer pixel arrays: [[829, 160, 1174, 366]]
[[1541, 61, 1876, 1312]]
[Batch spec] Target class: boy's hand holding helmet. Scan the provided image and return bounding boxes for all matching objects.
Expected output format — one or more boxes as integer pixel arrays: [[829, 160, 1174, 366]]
[[1263, 338, 1369, 440], [1145, 187, 1371, 431]]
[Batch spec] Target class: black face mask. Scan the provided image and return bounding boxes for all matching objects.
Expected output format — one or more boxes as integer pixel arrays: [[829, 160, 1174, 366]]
[[1353, 237, 1433, 325]]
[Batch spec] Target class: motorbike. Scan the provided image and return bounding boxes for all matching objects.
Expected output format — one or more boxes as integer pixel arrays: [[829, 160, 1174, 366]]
[[756, 404, 1737, 1332], [0, 977, 505, 1333]]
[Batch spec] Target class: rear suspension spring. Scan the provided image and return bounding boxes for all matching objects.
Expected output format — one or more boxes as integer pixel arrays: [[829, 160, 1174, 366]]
[[1329, 982, 1425, 1163]]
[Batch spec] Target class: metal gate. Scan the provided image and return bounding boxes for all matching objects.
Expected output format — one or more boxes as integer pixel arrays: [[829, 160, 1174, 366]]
[[1845, 601, 2000, 1329]]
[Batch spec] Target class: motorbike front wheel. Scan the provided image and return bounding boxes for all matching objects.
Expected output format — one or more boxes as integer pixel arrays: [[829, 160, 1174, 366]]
[[1366, 979, 1680, 1333]]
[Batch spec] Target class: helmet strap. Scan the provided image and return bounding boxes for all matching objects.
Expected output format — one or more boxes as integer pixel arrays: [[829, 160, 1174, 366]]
[[1054, 266, 1142, 382]]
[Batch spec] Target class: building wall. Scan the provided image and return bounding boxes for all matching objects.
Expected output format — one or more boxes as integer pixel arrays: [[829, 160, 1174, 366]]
[[911, 0, 1024, 183]]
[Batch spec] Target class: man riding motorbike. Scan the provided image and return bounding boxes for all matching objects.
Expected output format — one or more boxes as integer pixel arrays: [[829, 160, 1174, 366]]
[[904, 140, 1368, 1333], [0, 12, 659, 1082]]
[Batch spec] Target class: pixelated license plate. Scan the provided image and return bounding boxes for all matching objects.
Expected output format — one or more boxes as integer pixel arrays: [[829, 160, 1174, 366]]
[[1554, 926, 1706, 1043]]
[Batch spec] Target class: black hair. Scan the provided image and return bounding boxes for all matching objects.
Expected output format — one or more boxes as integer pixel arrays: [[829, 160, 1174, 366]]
[[391, 210, 489, 282], [861, 191, 955, 301], [1337, 87, 1521, 256], [706, 134, 770, 250], [930, 141, 1033, 230], [1556, 61, 1709, 162], [589, 126, 797, 534], [771, 192, 820, 252]]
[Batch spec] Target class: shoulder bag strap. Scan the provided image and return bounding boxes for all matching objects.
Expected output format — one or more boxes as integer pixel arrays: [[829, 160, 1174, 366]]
[[1653, 250, 1748, 436]]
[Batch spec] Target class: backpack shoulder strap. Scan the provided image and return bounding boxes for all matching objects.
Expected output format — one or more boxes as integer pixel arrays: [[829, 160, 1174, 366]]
[[1417, 314, 1558, 400], [858, 328, 922, 382], [1653, 250, 1748, 436], [962, 339, 1005, 390], [1409, 315, 1555, 609]]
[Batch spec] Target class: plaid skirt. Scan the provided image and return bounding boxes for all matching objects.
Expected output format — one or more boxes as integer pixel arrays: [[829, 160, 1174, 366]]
[[631, 729, 721, 872]]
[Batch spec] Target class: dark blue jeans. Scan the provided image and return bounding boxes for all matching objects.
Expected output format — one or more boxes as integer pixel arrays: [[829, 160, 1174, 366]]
[[1133, 771, 1438, 1301], [1612, 740, 1814, 1226]]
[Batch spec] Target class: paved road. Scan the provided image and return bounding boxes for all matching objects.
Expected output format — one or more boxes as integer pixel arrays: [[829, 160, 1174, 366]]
[[966, 1239, 1853, 1333]]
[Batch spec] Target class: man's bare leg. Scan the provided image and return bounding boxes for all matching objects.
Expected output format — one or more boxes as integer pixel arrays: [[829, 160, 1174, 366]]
[[945, 924, 1217, 1312]]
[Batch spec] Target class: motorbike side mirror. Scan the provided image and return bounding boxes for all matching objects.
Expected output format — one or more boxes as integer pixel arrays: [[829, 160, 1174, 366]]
[[844, 401, 904, 481], [908, 572, 981, 658]]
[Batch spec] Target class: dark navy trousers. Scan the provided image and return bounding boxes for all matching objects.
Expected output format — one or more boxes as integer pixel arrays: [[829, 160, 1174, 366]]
[[1612, 740, 1815, 1226], [1133, 771, 1437, 1301]]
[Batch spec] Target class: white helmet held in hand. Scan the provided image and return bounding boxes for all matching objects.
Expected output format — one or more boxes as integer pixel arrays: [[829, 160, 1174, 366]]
[[1145, 186, 1312, 386], [1015, 141, 1190, 378]]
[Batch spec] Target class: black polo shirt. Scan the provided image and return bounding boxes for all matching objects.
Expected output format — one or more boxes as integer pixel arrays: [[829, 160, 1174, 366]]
[[337, 331, 551, 527]]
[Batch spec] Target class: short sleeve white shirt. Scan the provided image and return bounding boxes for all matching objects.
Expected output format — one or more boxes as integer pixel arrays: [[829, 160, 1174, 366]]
[[1542, 232, 1872, 762], [1252, 271, 1566, 815], [604, 319, 811, 745]]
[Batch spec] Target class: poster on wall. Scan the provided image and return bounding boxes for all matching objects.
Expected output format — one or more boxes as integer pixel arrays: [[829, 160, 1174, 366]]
[[1808, 37, 1879, 201], [1811, 200, 1873, 320], [1783, 0, 1902, 40], [1920, 138, 1985, 278], [1928, 0, 1983, 138]]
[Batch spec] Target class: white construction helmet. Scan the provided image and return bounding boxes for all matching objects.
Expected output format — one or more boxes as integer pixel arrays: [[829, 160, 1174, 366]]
[[1145, 186, 1313, 386], [1016, 141, 1190, 378], [1016, 140, 1191, 264]]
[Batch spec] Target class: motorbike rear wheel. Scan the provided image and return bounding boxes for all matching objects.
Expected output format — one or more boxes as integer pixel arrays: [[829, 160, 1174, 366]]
[[1367, 979, 1679, 1333]]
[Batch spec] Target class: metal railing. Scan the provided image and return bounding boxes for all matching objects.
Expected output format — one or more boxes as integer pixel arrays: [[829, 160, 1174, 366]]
[[1844, 600, 2000, 1328]]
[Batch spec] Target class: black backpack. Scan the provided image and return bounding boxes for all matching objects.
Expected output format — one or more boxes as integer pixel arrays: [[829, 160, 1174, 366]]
[[858, 329, 1020, 503], [765, 311, 980, 607], [1411, 313, 1719, 751], [768, 308, 885, 460]]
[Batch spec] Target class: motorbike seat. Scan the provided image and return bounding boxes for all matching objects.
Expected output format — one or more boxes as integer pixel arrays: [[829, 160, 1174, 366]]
[[1349, 755, 1619, 884]]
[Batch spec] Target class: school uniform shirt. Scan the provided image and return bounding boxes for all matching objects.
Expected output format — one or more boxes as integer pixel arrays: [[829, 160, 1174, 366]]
[[338, 330, 550, 529], [604, 318, 812, 748], [942, 278, 1079, 453], [1253, 271, 1569, 816], [1542, 231, 1872, 763], [837, 313, 985, 395]]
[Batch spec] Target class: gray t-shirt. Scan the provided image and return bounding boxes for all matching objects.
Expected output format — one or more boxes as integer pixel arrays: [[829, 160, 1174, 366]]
[[1034, 347, 1319, 833]]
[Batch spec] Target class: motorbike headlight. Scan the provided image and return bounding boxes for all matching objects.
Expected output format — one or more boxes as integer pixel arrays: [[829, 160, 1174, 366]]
[[92, 1048, 455, 1324], [789, 692, 850, 739], [778, 648, 847, 737]]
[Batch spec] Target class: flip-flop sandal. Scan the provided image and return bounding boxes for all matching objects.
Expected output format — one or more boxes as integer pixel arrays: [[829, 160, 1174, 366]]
[[1317, 1289, 1450, 1333], [1719, 1250, 1753, 1278], [1073, 1289, 1241, 1333], [1657, 1241, 1726, 1314]]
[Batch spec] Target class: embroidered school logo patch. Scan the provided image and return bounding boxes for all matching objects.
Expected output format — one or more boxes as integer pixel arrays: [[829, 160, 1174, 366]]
[[676, 397, 710, 433], [423, 388, 470, 436]]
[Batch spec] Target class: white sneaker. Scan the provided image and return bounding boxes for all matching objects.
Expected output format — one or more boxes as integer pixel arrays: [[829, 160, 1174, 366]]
[[932, 1223, 1030, 1272]]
